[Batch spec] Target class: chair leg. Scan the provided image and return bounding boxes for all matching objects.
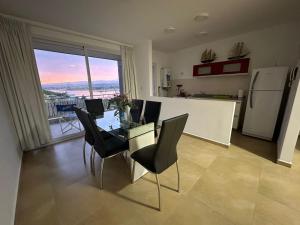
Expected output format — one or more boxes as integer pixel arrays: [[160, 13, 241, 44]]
[[155, 174, 161, 211], [99, 158, 105, 190], [92, 149, 96, 176], [82, 140, 86, 166], [176, 161, 180, 193], [59, 117, 63, 134], [60, 118, 72, 134], [78, 120, 81, 131], [90, 146, 95, 175], [131, 160, 136, 184]]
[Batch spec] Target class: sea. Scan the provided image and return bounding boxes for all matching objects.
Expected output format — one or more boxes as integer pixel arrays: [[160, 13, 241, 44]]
[[42, 80, 120, 99], [47, 89, 119, 99]]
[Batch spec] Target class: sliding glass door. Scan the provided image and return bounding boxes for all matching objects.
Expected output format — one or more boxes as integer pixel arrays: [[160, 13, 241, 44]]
[[88, 56, 120, 109], [33, 42, 121, 142]]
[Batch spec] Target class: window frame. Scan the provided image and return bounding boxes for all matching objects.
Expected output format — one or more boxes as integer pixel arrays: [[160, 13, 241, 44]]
[[33, 38, 122, 99]]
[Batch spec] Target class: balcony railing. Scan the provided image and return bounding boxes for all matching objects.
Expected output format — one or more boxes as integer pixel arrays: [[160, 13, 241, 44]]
[[44, 93, 117, 119]]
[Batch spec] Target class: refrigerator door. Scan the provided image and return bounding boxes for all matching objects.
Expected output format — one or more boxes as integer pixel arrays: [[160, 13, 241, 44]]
[[242, 90, 284, 140], [250, 67, 288, 91], [277, 66, 300, 163]]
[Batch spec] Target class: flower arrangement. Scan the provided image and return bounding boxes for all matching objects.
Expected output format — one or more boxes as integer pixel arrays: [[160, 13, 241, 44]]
[[109, 94, 133, 116]]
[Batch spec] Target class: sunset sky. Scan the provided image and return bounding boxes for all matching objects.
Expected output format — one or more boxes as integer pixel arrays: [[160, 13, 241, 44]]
[[34, 49, 119, 84]]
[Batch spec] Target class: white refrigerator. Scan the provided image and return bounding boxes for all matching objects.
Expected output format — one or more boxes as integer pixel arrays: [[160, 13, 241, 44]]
[[277, 62, 300, 164], [242, 67, 289, 140]]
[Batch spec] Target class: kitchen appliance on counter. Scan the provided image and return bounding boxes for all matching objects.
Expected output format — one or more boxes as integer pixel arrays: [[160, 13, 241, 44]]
[[242, 67, 289, 140], [159, 68, 172, 97], [161, 68, 172, 88], [238, 89, 244, 100]]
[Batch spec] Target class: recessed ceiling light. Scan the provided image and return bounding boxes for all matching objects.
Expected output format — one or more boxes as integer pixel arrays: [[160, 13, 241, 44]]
[[195, 31, 208, 37], [194, 13, 209, 22], [198, 31, 208, 35], [164, 26, 176, 34]]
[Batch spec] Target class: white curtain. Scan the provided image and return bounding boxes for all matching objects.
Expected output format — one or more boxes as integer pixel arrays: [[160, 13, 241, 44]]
[[0, 16, 51, 150], [121, 46, 138, 99]]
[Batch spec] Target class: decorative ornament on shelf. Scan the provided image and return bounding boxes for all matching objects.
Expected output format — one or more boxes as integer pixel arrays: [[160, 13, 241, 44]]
[[228, 42, 250, 60], [201, 49, 216, 63]]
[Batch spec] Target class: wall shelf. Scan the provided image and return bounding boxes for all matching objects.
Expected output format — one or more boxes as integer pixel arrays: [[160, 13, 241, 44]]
[[193, 73, 249, 78], [193, 58, 250, 77]]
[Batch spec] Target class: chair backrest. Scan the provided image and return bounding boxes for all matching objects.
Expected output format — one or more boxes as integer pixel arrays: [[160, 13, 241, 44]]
[[85, 99, 104, 118], [74, 107, 94, 145], [56, 104, 76, 113], [130, 99, 144, 123], [80, 109, 106, 156], [154, 113, 189, 173], [144, 100, 161, 125]]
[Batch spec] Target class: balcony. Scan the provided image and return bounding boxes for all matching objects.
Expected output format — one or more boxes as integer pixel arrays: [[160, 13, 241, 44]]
[[45, 93, 116, 139]]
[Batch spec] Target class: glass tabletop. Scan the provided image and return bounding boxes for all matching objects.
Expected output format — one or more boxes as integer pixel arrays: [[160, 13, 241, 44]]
[[95, 110, 155, 141]]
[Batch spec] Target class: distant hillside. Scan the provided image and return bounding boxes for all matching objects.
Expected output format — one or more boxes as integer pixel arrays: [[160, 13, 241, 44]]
[[43, 89, 69, 97], [42, 80, 119, 90]]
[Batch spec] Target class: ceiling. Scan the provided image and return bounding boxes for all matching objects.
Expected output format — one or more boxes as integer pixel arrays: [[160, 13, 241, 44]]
[[0, 0, 299, 52]]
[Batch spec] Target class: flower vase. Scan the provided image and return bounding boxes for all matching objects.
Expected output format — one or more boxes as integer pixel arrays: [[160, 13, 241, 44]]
[[125, 105, 131, 121], [119, 106, 131, 121], [119, 110, 126, 121]]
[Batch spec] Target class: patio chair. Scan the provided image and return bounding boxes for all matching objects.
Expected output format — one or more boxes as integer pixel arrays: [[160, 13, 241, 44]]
[[55, 103, 81, 134]]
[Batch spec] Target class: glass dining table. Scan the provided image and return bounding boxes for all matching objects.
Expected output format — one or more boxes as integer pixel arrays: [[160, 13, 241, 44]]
[[95, 110, 156, 182], [95, 110, 156, 141]]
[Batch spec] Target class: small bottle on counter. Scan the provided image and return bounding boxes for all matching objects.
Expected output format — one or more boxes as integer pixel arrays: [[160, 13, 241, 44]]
[[238, 89, 244, 100]]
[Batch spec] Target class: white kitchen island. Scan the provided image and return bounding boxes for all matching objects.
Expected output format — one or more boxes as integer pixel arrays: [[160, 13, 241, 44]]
[[148, 96, 236, 146]]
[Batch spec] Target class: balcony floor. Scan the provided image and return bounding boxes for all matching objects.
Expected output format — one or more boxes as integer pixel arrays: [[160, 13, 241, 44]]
[[49, 120, 83, 139]]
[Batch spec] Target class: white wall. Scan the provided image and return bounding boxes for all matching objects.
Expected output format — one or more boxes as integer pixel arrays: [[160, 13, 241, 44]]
[[164, 22, 300, 96], [0, 83, 22, 225], [152, 50, 170, 72], [152, 50, 171, 96], [134, 40, 153, 98]]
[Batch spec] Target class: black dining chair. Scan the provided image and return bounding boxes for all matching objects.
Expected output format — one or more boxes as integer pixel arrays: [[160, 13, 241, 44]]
[[80, 109, 129, 189], [85, 99, 105, 119], [130, 99, 144, 123], [74, 107, 111, 174], [131, 113, 189, 211], [143, 100, 161, 137]]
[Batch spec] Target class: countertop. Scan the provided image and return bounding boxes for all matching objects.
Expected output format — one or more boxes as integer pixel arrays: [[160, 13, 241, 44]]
[[173, 96, 243, 103]]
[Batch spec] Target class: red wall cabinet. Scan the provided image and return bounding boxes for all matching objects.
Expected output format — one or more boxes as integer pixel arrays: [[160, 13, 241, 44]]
[[193, 58, 250, 77]]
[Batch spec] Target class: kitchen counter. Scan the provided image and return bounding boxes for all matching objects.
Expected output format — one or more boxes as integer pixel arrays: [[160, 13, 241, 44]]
[[178, 96, 243, 103], [148, 96, 236, 146]]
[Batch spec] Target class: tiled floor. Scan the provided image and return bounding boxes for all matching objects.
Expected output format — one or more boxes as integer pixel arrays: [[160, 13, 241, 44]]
[[15, 132, 300, 225]]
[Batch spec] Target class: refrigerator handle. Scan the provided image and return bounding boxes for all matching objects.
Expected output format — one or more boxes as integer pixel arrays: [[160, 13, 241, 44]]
[[288, 68, 295, 87], [289, 67, 298, 87], [250, 71, 259, 108], [250, 91, 253, 108]]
